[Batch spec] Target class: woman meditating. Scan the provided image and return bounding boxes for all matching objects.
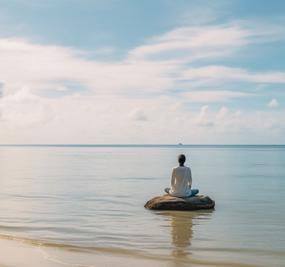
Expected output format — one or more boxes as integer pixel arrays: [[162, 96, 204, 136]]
[[165, 154, 199, 198]]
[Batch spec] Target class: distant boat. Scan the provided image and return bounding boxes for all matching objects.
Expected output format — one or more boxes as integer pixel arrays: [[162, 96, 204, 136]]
[[178, 143, 183, 146]]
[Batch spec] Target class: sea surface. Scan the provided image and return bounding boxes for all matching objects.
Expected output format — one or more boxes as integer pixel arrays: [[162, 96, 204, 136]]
[[0, 145, 284, 267]]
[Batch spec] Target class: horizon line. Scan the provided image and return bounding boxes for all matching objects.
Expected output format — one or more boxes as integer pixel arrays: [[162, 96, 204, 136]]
[[0, 144, 284, 147]]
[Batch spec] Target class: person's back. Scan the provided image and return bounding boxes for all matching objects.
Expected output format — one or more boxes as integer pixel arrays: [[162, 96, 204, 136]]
[[165, 154, 199, 198], [169, 166, 192, 197]]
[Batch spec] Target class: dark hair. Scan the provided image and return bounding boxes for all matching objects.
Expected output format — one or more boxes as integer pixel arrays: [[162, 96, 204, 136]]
[[178, 154, 186, 165]]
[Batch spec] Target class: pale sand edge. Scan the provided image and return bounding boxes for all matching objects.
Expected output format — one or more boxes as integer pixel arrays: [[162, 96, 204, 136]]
[[0, 237, 263, 267], [0, 238, 180, 267]]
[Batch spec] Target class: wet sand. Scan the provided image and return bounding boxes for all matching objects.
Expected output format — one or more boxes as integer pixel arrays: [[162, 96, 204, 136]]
[[1, 235, 200, 267], [0, 236, 265, 267], [0, 237, 172, 267]]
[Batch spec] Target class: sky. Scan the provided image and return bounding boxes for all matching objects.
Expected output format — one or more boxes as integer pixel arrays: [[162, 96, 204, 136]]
[[0, 0, 285, 144]]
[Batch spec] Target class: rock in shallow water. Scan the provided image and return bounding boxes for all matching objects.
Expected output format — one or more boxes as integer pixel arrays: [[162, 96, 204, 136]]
[[144, 194, 215, 211]]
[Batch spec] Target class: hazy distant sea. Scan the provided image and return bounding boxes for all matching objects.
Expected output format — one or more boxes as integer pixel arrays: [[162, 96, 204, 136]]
[[0, 145, 284, 266]]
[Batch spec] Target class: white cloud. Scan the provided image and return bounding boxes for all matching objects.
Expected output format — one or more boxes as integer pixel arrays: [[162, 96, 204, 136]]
[[267, 98, 279, 108], [128, 108, 148, 122], [216, 106, 228, 119], [0, 87, 54, 127], [128, 24, 249, 61], [0, 38, 178, 96], [196, 105, 215, 127], [0, 19, 285, 143], [128, 20, 285, 62], [0, 88, 284, 143], [194, 105, 284, 140], [184, 90, 251, 103], [181, 66, 285, 85]]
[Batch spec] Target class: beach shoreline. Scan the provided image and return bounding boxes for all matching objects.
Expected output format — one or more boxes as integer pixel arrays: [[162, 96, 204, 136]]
[[0, 237, 173, 267], [0, 235, 267, 267]]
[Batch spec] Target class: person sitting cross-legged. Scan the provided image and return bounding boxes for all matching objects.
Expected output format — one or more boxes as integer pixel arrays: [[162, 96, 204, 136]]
[[165, 154, 199, 198]]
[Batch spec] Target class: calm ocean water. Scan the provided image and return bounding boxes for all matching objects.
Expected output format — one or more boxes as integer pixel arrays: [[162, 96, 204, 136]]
[[0, 145, 284, 266]]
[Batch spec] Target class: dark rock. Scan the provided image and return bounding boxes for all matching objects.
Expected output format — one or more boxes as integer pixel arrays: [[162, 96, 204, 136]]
[[144, 194, 215, 211]]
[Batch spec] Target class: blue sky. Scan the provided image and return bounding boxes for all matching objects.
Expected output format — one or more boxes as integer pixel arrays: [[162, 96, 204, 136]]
[[0, 0, 284, 144]]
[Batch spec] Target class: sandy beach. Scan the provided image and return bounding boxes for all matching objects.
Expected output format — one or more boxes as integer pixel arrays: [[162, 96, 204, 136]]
[[0, 237, 174, 267], [1, 236, 266, 267]]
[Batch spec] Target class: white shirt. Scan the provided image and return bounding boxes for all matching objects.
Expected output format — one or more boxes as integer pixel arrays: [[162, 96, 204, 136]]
[[169, 166, 192, 197]]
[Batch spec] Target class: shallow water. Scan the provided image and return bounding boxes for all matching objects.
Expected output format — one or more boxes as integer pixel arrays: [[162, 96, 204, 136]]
[[0, 145, 284, 266]]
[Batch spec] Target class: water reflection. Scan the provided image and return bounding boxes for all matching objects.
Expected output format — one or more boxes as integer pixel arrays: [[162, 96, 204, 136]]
[[158, 210, 213, 265]]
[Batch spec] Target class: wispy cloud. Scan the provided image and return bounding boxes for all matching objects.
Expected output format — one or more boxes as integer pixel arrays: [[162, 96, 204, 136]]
[[267, 98, 279, 108], [0, 18, 285, 143], [181, 66, 285, 85], [184, 90, 251, 103], [128, 24, 250, 61], [128, 20, 285, 62], [0, 87, 54, 127]]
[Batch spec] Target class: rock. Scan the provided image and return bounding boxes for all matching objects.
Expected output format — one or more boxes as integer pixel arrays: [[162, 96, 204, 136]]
[[144, 194, 215, 211]]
